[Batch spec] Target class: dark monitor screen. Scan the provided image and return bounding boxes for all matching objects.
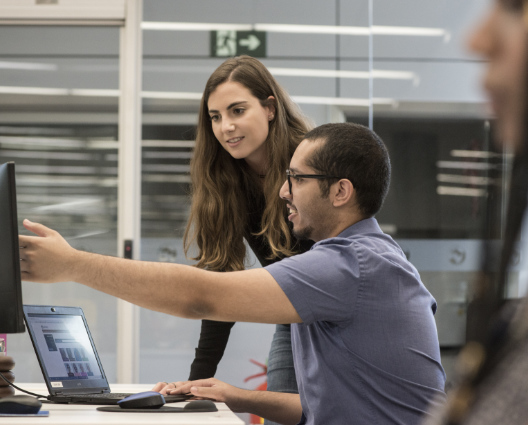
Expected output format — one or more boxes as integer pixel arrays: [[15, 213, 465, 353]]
[[0, 162, 25, 333]]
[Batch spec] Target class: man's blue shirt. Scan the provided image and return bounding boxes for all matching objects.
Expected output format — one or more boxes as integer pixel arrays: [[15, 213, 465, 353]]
[[266, 218, 446, 425]]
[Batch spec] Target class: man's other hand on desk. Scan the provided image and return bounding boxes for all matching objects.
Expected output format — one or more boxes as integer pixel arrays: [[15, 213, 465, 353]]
[[165, 378, 302, 425], [164, 378, 237, 408]]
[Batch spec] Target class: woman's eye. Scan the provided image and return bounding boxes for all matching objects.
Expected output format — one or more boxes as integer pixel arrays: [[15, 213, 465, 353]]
[[294, 175, 302, 182], [210, 115, 219, 122], [233, 108, 245, 115]]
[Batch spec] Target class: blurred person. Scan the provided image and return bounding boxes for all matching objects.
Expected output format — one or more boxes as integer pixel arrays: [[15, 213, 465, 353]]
[[19, 122, 446, 425], [422, 0, 528, 424]]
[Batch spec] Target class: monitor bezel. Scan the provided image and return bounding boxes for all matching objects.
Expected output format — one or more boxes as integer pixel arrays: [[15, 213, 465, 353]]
[[0, 162, 25, 334]]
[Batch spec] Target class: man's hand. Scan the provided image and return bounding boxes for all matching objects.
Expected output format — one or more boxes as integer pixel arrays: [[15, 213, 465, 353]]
[[18, 222, 301, 326], [166, 378, 302, 424], [19, 219, 78, 283], [0, 357, 15, 398], [166, 378, 246, 411]]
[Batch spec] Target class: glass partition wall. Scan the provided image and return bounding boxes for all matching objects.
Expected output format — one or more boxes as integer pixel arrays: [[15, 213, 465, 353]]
[[0, 0, 503, 412], [0, 25, 121, 381]]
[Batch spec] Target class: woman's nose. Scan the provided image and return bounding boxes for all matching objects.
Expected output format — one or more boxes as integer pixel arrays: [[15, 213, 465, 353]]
[[223, 119, 235, 133]]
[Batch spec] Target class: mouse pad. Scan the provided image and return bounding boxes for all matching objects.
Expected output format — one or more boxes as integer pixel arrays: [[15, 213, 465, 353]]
[[97, 404, 218, 413]]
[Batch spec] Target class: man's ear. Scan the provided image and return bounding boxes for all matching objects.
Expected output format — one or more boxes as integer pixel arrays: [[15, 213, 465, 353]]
[[332, 179, 354, 207]]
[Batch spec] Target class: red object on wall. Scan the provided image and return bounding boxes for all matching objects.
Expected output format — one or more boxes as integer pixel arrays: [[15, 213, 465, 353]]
[[245, 359, 267, 424]]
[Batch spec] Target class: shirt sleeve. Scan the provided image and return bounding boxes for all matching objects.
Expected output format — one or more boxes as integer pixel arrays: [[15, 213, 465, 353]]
[[265, 241, 362, 325], [188, 320, 235, 380]]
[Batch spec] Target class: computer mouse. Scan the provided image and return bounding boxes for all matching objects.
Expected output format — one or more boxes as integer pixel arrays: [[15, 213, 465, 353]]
[[0, 395, 42, 414], [117, 391, 165, 409], [183, 399, 218, 412]]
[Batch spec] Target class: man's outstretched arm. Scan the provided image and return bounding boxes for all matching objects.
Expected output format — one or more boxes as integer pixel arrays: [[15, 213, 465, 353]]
[[19, 220, 301, 325], [172, 378, 303, 425]]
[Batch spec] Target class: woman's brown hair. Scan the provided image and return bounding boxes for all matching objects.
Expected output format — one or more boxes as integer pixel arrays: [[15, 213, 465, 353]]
[[184, 56, 312, 271]]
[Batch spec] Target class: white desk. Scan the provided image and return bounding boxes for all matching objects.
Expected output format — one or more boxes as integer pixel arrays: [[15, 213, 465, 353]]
[[9, 384, 244, 425]]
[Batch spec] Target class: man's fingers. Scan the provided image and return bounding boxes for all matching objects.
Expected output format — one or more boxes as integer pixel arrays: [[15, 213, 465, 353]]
[[23, 219, 53, 238], [189, 385, 224, 403], [18, 235, 35, 250]]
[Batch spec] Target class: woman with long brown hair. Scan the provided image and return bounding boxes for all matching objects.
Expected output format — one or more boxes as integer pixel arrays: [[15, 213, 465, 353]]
[[153, 56, 313, 424]]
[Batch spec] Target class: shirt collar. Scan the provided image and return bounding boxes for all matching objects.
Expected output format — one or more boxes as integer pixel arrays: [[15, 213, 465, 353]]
[[312, 217, 382, 248]]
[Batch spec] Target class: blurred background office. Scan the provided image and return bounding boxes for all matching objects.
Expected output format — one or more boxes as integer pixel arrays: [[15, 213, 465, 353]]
[[0, 0, 517, 422]]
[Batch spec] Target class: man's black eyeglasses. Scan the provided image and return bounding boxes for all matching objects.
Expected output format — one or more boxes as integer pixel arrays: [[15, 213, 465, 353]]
[[286, 169, 341, 195]]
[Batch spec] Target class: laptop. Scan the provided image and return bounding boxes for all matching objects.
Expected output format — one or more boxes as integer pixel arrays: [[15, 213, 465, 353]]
[[23, 304, 190, 405]]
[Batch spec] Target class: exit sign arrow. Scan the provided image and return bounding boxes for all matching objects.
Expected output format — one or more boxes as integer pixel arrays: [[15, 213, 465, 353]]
[[239, 34, 261, 51]]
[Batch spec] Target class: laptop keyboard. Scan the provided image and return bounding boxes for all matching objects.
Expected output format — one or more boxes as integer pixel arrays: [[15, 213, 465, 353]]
[[66, 393, 131, 399], [63, 392, 190, 400]]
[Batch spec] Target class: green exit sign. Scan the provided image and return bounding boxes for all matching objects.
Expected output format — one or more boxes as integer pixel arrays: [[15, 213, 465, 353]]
[[211, 30, 267, 58]]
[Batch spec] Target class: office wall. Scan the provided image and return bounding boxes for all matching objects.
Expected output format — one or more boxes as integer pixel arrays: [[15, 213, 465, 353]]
[[0, 1, 498, 420]]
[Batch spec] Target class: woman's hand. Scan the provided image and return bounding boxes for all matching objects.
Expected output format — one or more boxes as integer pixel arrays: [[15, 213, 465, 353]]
[[151, 380, 192, 395]]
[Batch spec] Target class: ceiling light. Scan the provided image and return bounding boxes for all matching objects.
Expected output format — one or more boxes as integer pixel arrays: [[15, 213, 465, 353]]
[[0, 61, 57, 71], [268, 67, 416, 82], [15, 175, 118, 187], [0, 86, 119, 97], [70, 89, 119, 97], [0, 136, 85, 148], [0, 150, 93, 161], [450, 149, 509, 159], [142, 140, 195, 148], [142, 21, 448, 39], [0, 86, 396, 107], [0, 86, 68, 96], [437, 186, 487, 197], [142, 164, 190, 173], [142, 174, 191, 183], [143, 151, 193, 159], [142, 91, 202, 100], [15, 165, 117, 175], [436, 174, 495, 186], [88, 140, 119, 149], [292, 96, 396, 107], [436, 161, 496, 171], [141, 22, 252, 31]]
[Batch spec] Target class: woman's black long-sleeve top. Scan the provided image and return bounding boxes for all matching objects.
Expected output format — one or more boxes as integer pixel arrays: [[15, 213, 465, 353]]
[[188, 200, 313, 380]]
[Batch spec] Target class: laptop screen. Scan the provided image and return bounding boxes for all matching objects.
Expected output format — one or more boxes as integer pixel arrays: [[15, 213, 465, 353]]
[[24, 305, 110, 394]]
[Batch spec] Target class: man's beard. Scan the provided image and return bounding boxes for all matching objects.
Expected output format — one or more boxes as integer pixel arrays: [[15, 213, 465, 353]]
[[292, 225, 315, 242]]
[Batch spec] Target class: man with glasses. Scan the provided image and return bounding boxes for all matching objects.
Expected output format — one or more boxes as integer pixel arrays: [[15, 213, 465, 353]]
[[20, 122, 445, 425]]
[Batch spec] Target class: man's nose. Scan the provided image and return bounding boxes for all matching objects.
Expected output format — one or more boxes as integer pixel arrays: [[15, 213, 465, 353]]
[[279, 179, 291, 200]]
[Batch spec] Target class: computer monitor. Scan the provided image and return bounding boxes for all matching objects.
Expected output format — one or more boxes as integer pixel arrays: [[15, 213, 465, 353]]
[[0, 162, 25, 333]]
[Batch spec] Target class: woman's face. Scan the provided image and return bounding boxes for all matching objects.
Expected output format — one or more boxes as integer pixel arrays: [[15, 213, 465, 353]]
[[468, 1, 526, 150], [207, 81, 275, 174]]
